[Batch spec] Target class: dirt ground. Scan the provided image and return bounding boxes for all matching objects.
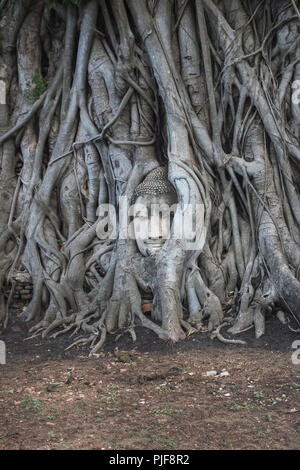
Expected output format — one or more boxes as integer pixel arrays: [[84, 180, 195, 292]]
[[0, 309, 300, 450]]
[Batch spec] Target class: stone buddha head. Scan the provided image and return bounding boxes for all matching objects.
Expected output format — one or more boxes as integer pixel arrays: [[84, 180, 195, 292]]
[[132, 166, 178, 257]]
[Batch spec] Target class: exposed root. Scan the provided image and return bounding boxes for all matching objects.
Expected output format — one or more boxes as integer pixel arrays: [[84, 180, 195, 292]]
[[1, 0, 300, 351], [89, 327, 107, 356], [214, 322, 247, 346], [65, 337, 91, 351], [50, 324, 75, 339], [24, 329, 45, 341], [180, 319, 197, 335], [128, 327, 136, 343], [287, 320, 300, 334]]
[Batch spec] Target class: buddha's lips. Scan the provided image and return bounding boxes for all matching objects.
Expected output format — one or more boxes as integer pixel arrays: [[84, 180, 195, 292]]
[[145, 242, 164, 249]]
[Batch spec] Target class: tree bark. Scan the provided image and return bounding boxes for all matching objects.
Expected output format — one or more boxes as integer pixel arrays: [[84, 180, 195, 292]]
[[0, 0, 299, 347]]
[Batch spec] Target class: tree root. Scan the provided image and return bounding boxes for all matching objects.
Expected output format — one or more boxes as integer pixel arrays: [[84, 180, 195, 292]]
[[2, 0, 300, 351], [214, 321, 247, 346], [65, 337, 91, 351]]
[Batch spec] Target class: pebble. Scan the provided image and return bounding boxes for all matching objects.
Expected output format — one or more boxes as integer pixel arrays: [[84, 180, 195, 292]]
[[206, 370, 218, 377], [219, 371, 229, 377]]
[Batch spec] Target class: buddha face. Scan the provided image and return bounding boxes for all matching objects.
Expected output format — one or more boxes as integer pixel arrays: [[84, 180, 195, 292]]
[[133, 192, 178, 257]]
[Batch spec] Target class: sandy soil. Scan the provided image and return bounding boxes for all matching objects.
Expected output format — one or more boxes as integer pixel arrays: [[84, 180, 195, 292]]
[[0, 313, 300, 450]]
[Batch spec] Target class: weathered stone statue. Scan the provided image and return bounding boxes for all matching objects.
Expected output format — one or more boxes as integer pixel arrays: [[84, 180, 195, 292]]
[[130, 166, 222, 333], [129, 166, 177, 315], [132, 166, 178, 258]]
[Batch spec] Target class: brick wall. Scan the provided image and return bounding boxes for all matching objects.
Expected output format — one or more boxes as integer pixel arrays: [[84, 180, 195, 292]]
[[5, 271, 33, 305]]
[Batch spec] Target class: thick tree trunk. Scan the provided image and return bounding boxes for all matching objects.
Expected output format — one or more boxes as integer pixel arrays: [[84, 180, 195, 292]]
[[0, 0, 300, 349]]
